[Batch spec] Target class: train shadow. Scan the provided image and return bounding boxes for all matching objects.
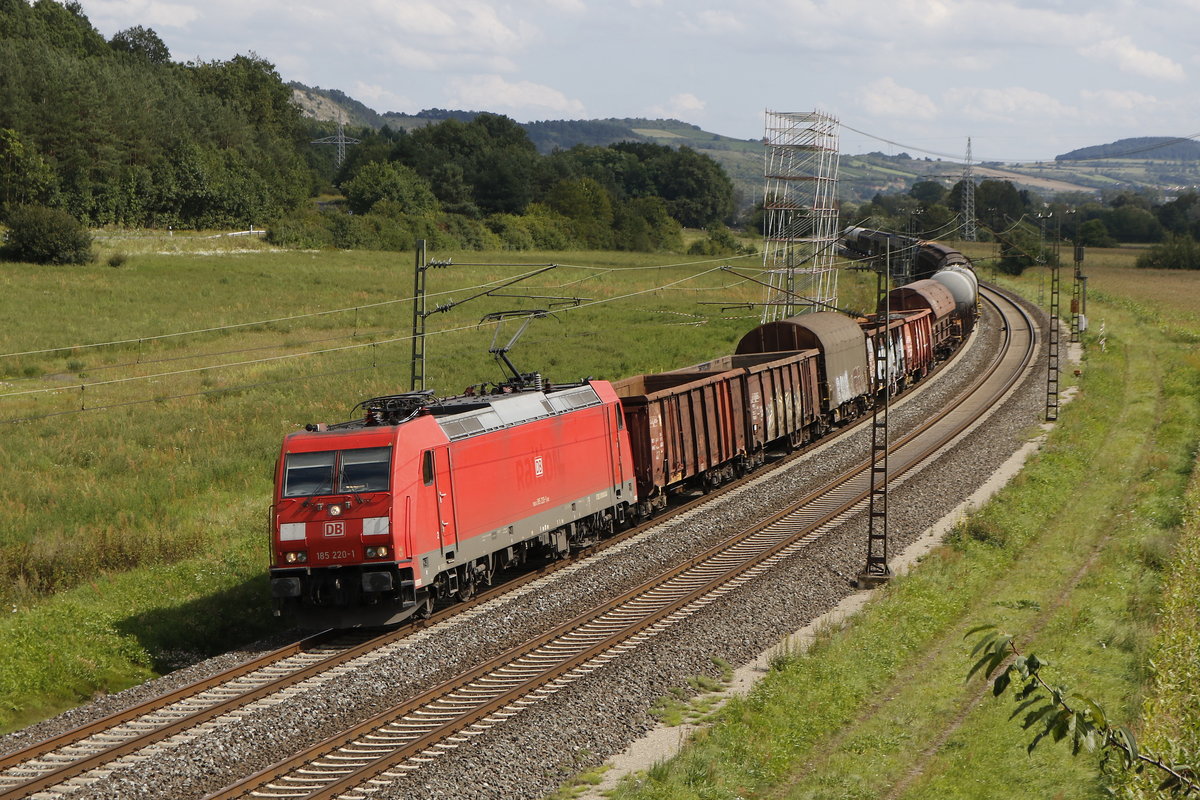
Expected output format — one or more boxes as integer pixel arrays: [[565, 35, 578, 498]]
[[114, 575, 288, 675]]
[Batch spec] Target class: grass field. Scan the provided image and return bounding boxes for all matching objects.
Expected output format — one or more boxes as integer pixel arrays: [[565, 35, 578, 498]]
[[3, 235, 1195, 800], [595, 243, 1200, 799], [0, 232, 881, 733]]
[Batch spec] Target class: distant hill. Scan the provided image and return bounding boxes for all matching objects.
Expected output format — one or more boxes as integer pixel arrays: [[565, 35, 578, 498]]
[[1056, 137, 1200, 161], [289, 83, 388, 128], [290, 84, 1200, 205]]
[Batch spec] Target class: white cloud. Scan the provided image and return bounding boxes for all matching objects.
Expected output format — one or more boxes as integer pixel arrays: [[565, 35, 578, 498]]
[[943, 86, 1074, 121], [86, 0, 199, 29], [1079, 89, 1160, 114], [686, 10, 745, 34], [351, 81, 412, 112], [1080, 37, 1185, 81], [363, 0, 458, 35], [447, 74, 585, 116], [541, 0, 586, 12], [646, 92, 706, 119], [859, 78, 937, 120]]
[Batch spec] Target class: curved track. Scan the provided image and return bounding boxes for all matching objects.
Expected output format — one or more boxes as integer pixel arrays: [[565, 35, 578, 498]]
[[204, 285, 1036, 800], [0, 286, 1035, 800]]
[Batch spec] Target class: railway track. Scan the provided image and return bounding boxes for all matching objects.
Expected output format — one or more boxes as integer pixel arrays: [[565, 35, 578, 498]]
[[0, 286, 1034, 800], [201, 285, 1036, 800]]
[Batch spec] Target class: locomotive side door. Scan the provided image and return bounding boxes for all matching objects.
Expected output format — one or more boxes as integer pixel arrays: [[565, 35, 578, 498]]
[[433, 445, 459, 559], [420, 446, 459, 561]]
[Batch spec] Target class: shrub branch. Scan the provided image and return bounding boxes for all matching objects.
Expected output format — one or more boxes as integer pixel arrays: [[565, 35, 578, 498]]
[[966, 625, 1198, 794]]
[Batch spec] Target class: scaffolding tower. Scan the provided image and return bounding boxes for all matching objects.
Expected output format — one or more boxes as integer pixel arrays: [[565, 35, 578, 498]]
[[760, 111, 841, 322]]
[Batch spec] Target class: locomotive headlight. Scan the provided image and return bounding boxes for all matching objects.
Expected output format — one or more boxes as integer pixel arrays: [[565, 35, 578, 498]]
[[365, 546, 390, 559], [284, 551, 307, 564], [328, 504, 343, 517]]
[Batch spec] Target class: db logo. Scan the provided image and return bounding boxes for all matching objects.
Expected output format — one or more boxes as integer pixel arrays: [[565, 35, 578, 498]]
[[323, 521, 345, 537], [534, 457, 544, 477]]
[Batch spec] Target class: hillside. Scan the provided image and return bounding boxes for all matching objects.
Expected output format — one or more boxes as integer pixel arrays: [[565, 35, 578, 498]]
[[1057, 136, 1200, 161], [291, 84, 1200, 205]]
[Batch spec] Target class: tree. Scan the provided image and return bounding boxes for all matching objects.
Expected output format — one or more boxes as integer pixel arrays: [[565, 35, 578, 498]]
[[342, 161, 438, 215], [617, 143, 733, 228], [1155, 192, 1200, 239], [109, 25, 170, 64], [909, 180, 947, 207], [1136, 234, 1200, 270], [1101, 205, 1163, 242], [545, 177, 613, 249], [0, 129, 55, 206], [1077, 219, 1116, 248], [1, 203, 93, 264]]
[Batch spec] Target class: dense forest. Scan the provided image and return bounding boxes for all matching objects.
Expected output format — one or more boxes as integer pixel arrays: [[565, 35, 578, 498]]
[[0, 0, 737, 260], [1, 0, 1198, 269], [0, 0, 312, 229]]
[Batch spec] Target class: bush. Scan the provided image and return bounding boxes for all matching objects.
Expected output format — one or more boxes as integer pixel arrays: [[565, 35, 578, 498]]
[[1, 204, 94, 264], [687, 225, 755, 257], [1136, 233, 1200, 270]]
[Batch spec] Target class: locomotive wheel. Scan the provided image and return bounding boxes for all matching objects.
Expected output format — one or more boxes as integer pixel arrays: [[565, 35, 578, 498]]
[[456, 571, 476, 601]]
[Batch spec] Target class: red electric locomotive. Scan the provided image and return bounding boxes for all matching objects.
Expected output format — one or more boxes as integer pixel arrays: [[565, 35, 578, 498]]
[[269, 380, 636, 628]]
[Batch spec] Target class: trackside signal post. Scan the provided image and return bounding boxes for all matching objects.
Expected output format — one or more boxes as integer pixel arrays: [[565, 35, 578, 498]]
[[1071, 244, 1086, 343], [1046, 257, 1061, 422]]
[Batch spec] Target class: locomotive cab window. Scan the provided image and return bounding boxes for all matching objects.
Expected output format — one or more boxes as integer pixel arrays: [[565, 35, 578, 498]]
[[283, 447, 392, 498], [341, 447, 391, 492], [283, 451, 336, 497]]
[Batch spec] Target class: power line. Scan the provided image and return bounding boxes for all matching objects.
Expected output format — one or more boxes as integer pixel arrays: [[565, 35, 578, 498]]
[[2, 253, 761, 363], [0, 262, 746, 404], [841, 119, 1200, 165]]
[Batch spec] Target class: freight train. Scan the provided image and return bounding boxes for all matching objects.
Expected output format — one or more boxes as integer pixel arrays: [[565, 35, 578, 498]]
[[269, 247, 979, 628]]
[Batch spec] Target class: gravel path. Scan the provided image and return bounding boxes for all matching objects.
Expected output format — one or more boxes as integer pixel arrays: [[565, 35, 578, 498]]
[[1, 296, 1048, 800]]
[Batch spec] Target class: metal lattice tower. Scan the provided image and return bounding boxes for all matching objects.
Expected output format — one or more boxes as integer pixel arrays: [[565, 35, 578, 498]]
[[961, 137, 977, 242], [312, 117, 361, 168], [760, 110, 841, 322]]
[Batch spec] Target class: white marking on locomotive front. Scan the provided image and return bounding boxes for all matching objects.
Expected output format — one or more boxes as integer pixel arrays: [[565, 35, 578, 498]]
[[323, 521, 345, 537], [534, 456, 544, 476]]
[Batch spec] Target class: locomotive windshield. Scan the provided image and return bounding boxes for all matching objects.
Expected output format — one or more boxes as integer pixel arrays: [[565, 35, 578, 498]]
[[282, 447, 391, 497]]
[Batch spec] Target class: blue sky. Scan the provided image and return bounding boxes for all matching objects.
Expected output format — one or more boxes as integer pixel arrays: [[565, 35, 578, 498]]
[[76, 0, 1199, 163]]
